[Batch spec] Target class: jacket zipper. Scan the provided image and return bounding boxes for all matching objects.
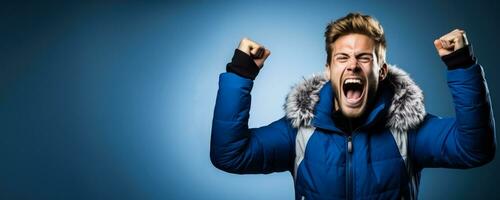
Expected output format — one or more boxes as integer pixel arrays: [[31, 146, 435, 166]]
[[346, 135, 353, 200], [346, 119, 358, 200]]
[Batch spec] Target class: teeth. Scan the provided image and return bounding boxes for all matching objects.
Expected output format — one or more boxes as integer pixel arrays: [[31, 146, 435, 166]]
[[344, 79, 361, 84]]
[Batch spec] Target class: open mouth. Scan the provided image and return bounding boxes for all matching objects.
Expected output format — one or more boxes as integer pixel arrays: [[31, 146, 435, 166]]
[[342, 78, 365, 106]]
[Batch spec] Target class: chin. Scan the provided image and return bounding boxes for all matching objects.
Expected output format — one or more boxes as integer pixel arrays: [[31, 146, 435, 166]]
[[340, 105, 366, 119]]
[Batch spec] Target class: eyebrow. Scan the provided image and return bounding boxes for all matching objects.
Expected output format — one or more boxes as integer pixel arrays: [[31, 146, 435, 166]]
[[333, 52, 349, 57], [333, 52, 373, 57]]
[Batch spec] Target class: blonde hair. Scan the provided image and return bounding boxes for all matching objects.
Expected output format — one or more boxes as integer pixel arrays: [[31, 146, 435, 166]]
[[325, 12, 386, 65]]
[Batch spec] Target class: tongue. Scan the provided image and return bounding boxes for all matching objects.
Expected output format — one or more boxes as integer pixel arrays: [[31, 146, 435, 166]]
[[346, 89, 361, 100]]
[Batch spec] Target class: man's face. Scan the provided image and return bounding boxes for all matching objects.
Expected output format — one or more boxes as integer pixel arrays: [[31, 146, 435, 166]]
[[325, 33, 386, 119]]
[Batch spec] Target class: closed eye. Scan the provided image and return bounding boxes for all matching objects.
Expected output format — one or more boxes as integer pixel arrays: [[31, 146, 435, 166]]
[[356, 55, 373, 64], [334, 55, 349, 63]]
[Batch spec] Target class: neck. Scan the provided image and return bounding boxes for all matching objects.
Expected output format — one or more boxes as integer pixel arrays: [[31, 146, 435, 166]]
[[333, 111, 366, 134]]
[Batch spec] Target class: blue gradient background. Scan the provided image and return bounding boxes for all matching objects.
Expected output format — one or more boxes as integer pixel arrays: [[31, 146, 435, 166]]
[[1, 1, 499, 199]]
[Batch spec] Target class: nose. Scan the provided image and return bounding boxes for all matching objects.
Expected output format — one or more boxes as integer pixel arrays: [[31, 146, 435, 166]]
[[345, 57, 360, 72]]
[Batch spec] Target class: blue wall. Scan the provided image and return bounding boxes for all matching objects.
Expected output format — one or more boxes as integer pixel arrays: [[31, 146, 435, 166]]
[[1, 1, 499, 199]]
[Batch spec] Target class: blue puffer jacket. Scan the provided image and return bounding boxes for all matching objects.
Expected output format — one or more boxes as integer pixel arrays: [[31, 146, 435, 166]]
[[210, 64, 496, 200]]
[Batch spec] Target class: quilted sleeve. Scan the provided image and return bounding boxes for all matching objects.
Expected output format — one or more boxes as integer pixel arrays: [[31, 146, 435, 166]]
[[411, 64, 496, 169], [210, 72, 296, 174]]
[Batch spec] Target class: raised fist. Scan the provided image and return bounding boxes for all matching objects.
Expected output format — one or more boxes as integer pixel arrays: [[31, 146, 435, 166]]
[[434, 29, 469, 57], [237, 37, 271, 68]]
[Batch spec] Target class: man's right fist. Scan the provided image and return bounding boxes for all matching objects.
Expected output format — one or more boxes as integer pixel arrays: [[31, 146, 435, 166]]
[[237, 38, 271, 68]]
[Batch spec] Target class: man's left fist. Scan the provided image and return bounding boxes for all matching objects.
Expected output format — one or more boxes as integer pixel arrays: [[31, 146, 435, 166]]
[[434, 29, 469, 57]]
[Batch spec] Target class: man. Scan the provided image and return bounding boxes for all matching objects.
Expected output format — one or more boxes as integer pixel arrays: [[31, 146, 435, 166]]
[[210, 12, 496, 199]]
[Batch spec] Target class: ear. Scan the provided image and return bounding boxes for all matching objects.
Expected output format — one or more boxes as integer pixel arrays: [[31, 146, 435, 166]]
[[324, 64, 331, 79], [379, 63, 388, 81]]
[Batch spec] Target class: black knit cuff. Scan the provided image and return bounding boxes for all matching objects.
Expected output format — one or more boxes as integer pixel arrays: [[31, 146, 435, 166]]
[[226, 49, 261, 80], [441, 45, 477, 70]]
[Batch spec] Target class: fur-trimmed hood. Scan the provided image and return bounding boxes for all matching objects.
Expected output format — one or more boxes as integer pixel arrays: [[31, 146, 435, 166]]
[[284, 65, 426, 133]]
